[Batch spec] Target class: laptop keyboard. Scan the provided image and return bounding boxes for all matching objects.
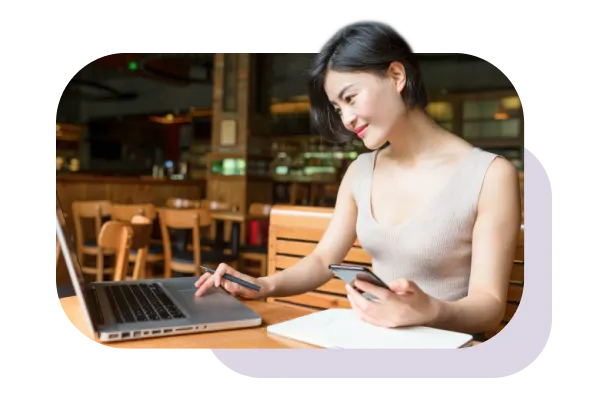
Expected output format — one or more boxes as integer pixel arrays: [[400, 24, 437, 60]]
[[105, 283, 186, 324]]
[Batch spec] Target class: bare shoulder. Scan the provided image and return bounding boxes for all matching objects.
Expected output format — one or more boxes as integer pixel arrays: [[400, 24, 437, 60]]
[[343, 150, 374, 181], [484, 156, 520, 188], [479, 155, 521, 212]]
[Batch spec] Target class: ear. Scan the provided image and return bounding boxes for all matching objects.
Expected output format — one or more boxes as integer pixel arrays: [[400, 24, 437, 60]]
[[388, 61, 407, 94]]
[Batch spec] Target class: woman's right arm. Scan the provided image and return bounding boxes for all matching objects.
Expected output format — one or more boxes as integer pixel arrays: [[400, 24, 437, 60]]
[[260, 160, 360, 298]]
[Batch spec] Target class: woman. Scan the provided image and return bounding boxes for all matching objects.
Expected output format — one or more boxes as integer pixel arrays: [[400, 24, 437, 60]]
[[194, 21, 521, 334]]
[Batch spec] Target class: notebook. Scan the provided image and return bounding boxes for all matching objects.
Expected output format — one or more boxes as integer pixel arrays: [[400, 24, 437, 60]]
[[267, 309, 473, 349]]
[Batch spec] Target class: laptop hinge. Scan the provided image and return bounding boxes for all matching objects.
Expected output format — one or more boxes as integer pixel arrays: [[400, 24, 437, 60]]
[[86, 285, 105, 327]]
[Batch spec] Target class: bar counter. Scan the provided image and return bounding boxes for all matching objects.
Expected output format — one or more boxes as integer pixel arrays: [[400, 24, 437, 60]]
[[56, 174, 206, 215]]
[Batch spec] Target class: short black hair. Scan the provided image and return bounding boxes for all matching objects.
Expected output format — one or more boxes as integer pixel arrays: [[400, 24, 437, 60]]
[[308, 21, 428, 144]]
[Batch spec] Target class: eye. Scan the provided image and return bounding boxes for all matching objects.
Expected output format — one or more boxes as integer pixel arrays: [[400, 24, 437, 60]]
[[344, 94, 356, 103]]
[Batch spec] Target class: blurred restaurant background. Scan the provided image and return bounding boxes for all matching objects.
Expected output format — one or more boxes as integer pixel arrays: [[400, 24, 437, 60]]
[[56, 53, 524, 291]]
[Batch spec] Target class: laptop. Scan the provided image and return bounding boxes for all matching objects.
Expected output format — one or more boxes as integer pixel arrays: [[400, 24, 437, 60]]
[[56, 193, 262, 343]]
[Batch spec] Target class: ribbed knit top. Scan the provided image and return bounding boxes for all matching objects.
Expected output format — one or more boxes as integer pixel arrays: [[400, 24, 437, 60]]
[[353, 147, 499, 301]]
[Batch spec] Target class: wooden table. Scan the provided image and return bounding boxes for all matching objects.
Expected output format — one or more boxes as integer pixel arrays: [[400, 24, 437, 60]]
[[61, 296, 480, 349], [209, 211, 269, 223], [174, 210, 269, 258], [60, 296, 320, 348]]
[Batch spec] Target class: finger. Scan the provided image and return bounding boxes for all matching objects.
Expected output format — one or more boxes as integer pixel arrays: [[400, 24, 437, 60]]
[[347, 291, 359, 312], [213, 263, 231, 287], [215, 263, 256, 289], [195, 274, 215, 297], [388, 279, 417, 295], [353, 279, 392, 302], [219, 266, 251, 280], [222, 279, 246, 295], [194, 272, 211, 288], [346, 284, 373, 313], [348, 294, 383, 327], [345, 283, 362, 302]]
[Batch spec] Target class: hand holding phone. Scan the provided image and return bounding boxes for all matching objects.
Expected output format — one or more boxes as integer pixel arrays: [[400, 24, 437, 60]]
[[328, 265, 390, 301]]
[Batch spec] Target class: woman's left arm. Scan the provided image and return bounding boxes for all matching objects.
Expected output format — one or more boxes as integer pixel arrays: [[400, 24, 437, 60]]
[[428, 157, 522, 333]]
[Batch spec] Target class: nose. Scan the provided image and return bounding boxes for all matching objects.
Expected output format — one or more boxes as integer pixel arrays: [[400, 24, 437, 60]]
[[340, 108, 357, 131]]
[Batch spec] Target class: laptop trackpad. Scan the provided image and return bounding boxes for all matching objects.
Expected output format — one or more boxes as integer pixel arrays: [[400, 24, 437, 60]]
[[178, 288, 227, 310]]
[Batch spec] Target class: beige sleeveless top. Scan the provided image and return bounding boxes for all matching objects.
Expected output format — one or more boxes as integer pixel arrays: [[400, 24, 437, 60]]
[[352, 147, 499, 301]]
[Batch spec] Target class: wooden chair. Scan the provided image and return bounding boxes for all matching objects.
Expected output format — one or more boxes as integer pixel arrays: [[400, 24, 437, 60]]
[[267, 205, 369, 309], [128, 215, 154, 280], [72, 200, 113, 281], [239, 203, 272, 277], [158, 208, 238, 278], [167, 198, 226, 248], [96, 221, 133, 282], [110, 203, 157, 221], [110, 203, 164, 269]]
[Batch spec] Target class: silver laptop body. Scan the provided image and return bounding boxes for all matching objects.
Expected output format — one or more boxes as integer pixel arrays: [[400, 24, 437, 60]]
[[56, 194, 262, 343]]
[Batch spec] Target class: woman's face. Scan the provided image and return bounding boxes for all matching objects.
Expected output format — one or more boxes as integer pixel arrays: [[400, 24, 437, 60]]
[[324, 66, 406, 150]]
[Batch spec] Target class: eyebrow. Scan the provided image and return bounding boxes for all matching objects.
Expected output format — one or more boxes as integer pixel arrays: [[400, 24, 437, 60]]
[[338, 84, 354, 100]]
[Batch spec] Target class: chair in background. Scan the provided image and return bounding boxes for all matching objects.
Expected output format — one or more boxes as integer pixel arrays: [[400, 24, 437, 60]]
[[110, 203, 164, 272], [239, 203, 272, 277], [72, 200, 113, 281], [96, 221, 133, 282], [128, 215, 155, 280], [158, 208, 238, 278]]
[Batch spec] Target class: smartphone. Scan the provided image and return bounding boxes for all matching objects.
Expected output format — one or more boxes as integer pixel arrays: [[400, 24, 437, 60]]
[[328, 265, 389, 301]]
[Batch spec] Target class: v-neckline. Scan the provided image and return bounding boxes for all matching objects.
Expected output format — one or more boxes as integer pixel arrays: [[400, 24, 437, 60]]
[[367, 147, 478, 230]]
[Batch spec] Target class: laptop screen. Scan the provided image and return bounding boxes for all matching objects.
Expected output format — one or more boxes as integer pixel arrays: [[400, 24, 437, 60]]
[[56, 192, 96, 337]]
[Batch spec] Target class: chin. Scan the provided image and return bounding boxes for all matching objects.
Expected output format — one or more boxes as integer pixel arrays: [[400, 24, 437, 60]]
[[362, 135, 387, 150]]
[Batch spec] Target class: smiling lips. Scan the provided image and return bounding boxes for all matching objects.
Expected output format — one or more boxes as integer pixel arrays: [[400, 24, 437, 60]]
[[355, 124, 368, 138]]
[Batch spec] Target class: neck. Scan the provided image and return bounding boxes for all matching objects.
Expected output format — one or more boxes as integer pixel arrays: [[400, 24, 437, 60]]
[[385, 108, 446, 164]]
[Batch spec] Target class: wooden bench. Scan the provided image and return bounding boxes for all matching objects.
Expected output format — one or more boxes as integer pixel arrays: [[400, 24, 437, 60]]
[[266, 204, 525, 340], [266, 205, 372, 310]]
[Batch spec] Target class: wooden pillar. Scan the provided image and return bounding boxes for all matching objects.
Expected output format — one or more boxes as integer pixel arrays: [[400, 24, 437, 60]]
[[207, 53, 274, 214]]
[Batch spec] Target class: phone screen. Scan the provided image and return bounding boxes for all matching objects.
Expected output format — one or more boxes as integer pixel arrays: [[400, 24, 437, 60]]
[[354, 271, 388, 288], [329, 265, 389, 300]]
